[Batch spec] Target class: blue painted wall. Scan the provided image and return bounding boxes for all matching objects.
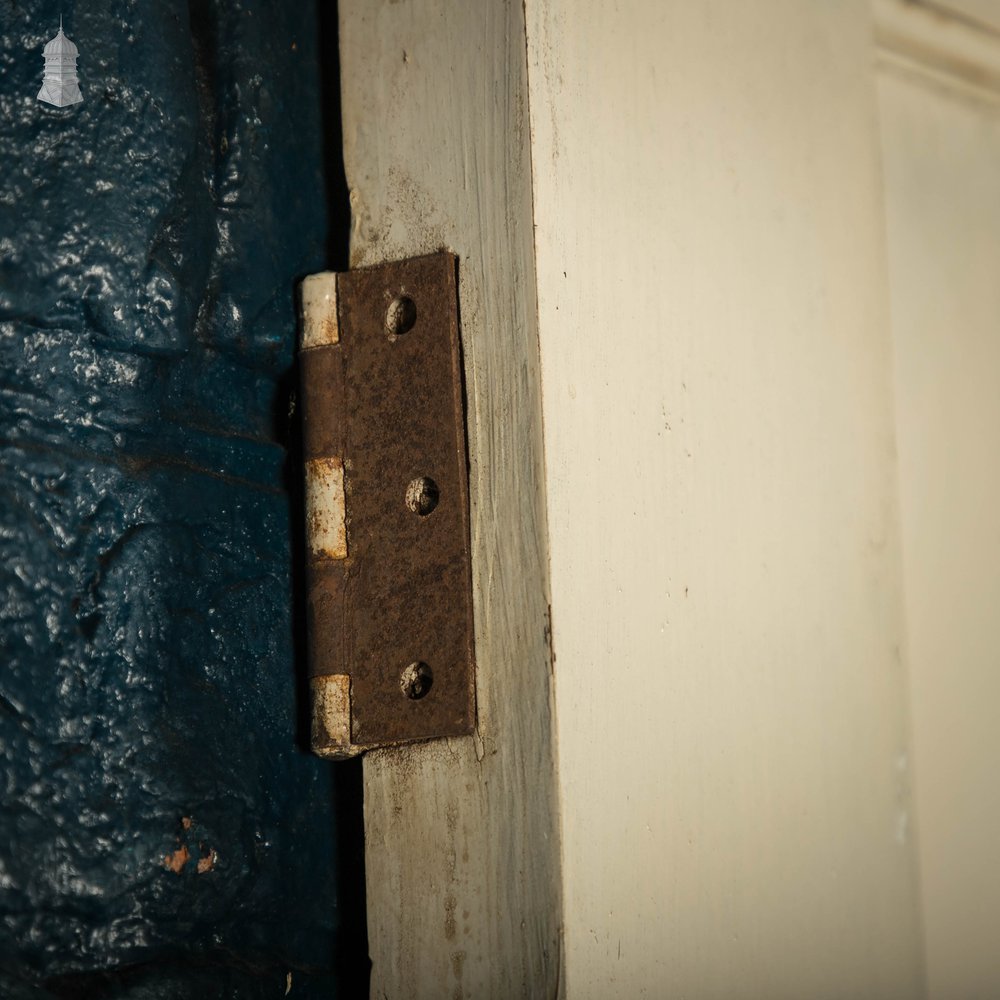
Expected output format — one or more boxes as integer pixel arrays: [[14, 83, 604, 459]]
[[0, 2, 365, 995]]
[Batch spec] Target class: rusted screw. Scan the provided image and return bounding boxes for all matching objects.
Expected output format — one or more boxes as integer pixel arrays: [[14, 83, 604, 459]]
[[400, 661, 433, 700], [385, 295, 417, 337], [405, 476, 439, 516]]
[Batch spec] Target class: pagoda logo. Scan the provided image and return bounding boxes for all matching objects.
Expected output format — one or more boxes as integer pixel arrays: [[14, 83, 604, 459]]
[[37, 17, 83, 108]]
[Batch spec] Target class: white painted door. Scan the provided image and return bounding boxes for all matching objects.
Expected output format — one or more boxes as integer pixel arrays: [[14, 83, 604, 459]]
[[525, 3, 921, 996]]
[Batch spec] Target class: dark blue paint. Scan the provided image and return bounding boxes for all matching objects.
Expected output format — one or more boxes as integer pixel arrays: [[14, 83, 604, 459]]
[[0, 1, 365, 995]]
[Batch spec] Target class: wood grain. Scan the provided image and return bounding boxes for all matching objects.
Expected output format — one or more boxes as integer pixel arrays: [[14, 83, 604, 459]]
[[339, 2, 562, 996]]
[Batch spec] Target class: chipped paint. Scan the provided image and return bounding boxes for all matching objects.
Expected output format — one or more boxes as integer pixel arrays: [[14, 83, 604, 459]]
[[305, 457, 348, 560], [196, 847, 218, 874], [310, 674, 353, 756], [300, 272, 340, 350]]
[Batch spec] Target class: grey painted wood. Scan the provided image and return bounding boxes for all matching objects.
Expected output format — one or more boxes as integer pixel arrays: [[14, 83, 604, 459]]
[[339, 2, 562, 996]]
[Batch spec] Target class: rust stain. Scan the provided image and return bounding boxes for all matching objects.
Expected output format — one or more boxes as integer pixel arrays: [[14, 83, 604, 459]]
[[444, 894, 457, 941], [196, 846, 218, 874], [451, 949, 466, 1000], [163, 844, 190, 874]]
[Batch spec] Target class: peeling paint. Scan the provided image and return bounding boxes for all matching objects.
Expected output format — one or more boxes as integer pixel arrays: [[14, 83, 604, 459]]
[[305, 457, 348, 560], [163, 845, 191, 875]]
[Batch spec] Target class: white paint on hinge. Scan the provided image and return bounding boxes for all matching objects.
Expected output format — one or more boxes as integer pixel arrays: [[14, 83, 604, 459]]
[[304, 456, 347, 561], [310, 673, 352, 757], [300, 271, 339, 349]]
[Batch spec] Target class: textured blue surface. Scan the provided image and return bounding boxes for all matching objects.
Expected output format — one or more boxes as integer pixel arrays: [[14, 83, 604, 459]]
[[0, 2, 364, 995]]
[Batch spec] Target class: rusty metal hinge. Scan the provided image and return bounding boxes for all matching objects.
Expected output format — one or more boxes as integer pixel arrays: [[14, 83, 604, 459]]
[[298, 252, 476, 758]]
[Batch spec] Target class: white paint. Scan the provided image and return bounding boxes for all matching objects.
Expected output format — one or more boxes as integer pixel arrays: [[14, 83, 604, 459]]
[[339, 2, 562, 996], [309, 674, 351, 757], [877, 20, 1000, 993], [304, 457, 346, 561], [524, 1, 922, 995], [300, 272, 338, 350]]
